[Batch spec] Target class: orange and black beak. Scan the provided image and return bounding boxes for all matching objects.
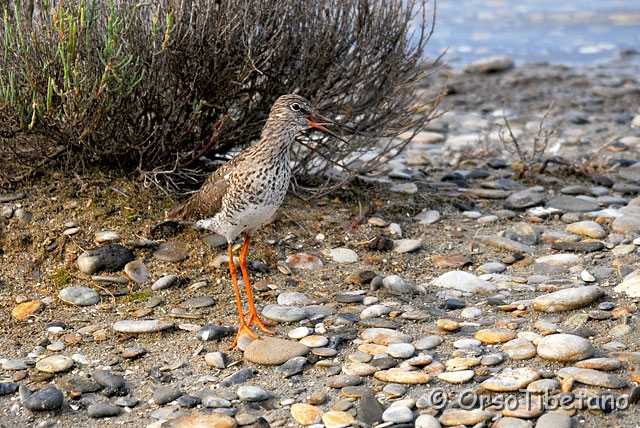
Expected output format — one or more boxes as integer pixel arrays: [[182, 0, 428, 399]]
[[307, 112, 347, 143]]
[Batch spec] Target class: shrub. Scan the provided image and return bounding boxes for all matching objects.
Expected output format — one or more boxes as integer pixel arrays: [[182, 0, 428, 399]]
[[0, 0, 441, 192]]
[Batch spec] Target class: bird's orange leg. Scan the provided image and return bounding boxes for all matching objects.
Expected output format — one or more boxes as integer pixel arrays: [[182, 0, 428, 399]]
[[228, 243, 258, 349], [239, 236, 276, 334]]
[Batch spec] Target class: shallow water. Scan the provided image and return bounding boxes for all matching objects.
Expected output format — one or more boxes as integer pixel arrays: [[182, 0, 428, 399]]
[[420, 0, 640, 67]]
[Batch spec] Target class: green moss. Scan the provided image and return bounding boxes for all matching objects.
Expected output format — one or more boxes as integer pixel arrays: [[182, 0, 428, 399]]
[[49, 268, 72, 287], [127, 290, 152, 302]]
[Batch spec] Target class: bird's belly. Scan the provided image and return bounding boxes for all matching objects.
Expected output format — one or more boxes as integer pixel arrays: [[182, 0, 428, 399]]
[[196, 200, 281, 239]]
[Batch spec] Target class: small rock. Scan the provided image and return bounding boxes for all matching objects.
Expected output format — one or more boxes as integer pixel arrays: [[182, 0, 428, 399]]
[[291, 403, 323, 425], [286, 253, 324, 269], [475, 328, 516, 344], [438, 409, 494, 426], [87, 403, 122, 418], [59, 287, 100, 306], [35, 355, 73, 373], [537, 334, 594, 362], [11, 301, 44, 321], [262, 304, 309, 322], [154, 386, 183, 405], [124, 260, 148, 283], [77, 244, 134, 274], [481, 367, 540, 391], [373, 368, 430, 384], [151, 274, 179, 291], [196, 324, 235, 341], [327, 248, 359, 263], [112, 320, 175, 334], [432, 270, 497, 294], [153, 241, 189, 262], [24, 386, 64, 412], [237, 385, 271, 402], [244, 337, 309, 365], [382, 404, 414, 423], [532, 286, 604, 312]]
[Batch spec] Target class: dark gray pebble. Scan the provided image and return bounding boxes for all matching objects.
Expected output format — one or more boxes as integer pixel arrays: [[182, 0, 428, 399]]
[[443, 299, 466, 310], [504, 190, 546, 210], [357, 390, 385, 426], [87, 403, 122, 418], [180, 296, 215, 309], [93, 370, 126, 397], [335, 313, 359, 324], [195, 324, 235, 341], [177, 395, 201, 408], [218, 368, 254, 387], [334, 293, 364, 303], [369, 358, 398, 370], [153, 386, 183, 405], [62, 377, 103, 393], [326, 375, 362, 388], [0, 382, 19, 396], [77, 244, 134, 274], [276, 356, 307, 378], [24, 386, 64, 411], [551, 241, 605, 253], [546, 196, 600, 212]]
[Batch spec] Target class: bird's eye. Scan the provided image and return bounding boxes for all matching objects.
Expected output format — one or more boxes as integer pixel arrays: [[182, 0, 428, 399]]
[[290, 103, 301, 111]]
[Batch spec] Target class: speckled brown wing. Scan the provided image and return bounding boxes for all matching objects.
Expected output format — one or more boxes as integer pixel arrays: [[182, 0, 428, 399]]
[[166, 162, 233, 221]]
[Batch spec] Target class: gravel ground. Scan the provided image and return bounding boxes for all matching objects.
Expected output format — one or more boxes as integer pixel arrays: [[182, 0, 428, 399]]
[[1, 56, 640, 428]]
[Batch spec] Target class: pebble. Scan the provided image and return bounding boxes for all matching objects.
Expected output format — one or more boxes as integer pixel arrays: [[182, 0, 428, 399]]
[[123, 260, 148, 283], [557, 367, 627, 388], [361, 328, 412, 345], [322, 410, 358, 428], [360, 304, 391, 319], [286, 253, 324, 269], [382, 404, 414, 423], [180, 296, 215, 308], [165, 413, 236, 427], [476, 235, 536, 253], [112, 319, 175, 333], [237, 385, 271, 401], [438, 409, 494, 426], [77, 244, 134, 274], [94, 231, 121, 243], [373, 368, 430, 384], [537, 334, 594, 362], [532, 285, 604, 312], [262, 304, 309, 322], [437, 370, 475, 384], [504, 190, 546, 210], [152, 241, 189, 262], [494, 417, 533, 428], [566, 220, 606, 238], [614, 272, 640, 297], [415, 210, 440, 225], [153, 386, 183, 405], [535, 412, 572, 428], [150, 274, 178, 291], [244, 337, 309, 365], [93, 370, 126, 396], [59, 286, 100, 306], [23, 386, 64, 411], [415, 414, 442, 428], [390, 182, 418, 194], [382, 275, 415, 293], [291, 403, 323, 425], [204, 351, 227, 369], [393, 239, 423, 253], [481, 366, 540, 391], [195, 324, 235, 341], [503, 338, 537, 360], [611, 215, 640, 234], [87, 403, 122, 418], [277, 356, 308, 377], [11, 301, 44, 320], [299, 335, 329, 348], [386, 343, 415, 358], [432, 270, 497, 294], [575, 357, 622, 371], [327, 247, 358, 263], [35, 355, 73, 373], [546, 196, 600, 212], [475, 328, 516, 344]]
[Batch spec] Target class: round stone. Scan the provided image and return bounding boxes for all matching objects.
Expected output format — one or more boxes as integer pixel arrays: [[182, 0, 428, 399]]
[[566, 220, 606, 239], [382, 404, 414, 423], [291, 403, 323, 425], [277, 291, 315, 306], [166, 412, 236, 428], [342, 363, 378, 377], [35, 355, 73, 373], [322, 410, 357, 428], [475, 328, 516, 344], [299, 335, 329, 348], [481, 367, 540, 391], [204, 351, 227, 369], [124, 260, 148, 283], [77, 244, 134, 274], [151, 274, 179, 291], [386, 343, 415, 359], [153, 241, 189, 262], [94, 231, 121, 243], [237, 385, 270, 402], [415, 414, 442, 428], [438, 370, 475, 384], [24, 386, 64, 411], [153, 386, 182, 404], [87, 403, 122, 418], [393, 239, 423, 253], [59, 287, 100, 306], [432, 270, 497, 294], [532, 286, 604, 312], [244, 337, 309, 365], [502, 338, 537, 360], [537, 334, 594, 362], [535, 253, 580, 266], [535, 411, 572, 428], [373, 368, 430, 384], [262, 304, 309, 322], [415, 335, 443, 350], [557, 367, 627, 389], [286, 253, 324, 269], [327, 248, 358, 263], [438, 409, 494, 426], [360, 328, 412, 345]]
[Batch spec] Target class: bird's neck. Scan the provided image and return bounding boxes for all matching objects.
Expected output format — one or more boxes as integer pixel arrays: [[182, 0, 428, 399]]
[[253, 118, 297, 159]]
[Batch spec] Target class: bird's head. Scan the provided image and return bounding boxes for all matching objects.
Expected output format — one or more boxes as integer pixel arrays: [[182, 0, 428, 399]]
[[271, 94, 346, 142]]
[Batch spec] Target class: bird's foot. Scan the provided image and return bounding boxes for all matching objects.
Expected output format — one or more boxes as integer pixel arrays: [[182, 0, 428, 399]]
[[229, 323, 258, 350], [245, 311, 276, 335], [243, 310, 277, 328]]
